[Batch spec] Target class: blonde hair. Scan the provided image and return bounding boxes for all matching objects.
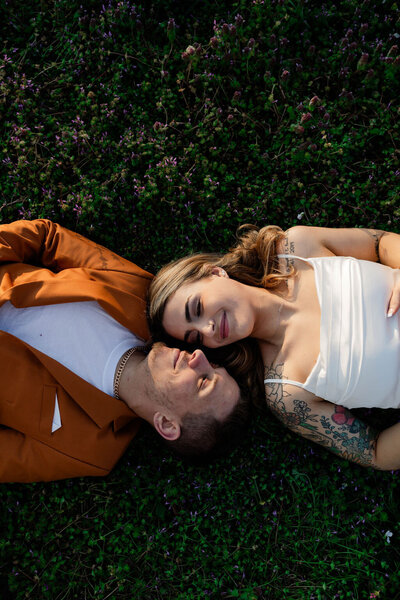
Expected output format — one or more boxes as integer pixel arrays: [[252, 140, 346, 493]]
[[148, 223, 290, 341]]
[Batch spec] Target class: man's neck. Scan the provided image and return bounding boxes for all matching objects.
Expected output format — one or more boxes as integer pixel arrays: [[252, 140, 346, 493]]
[[117, 351, 153, 421]]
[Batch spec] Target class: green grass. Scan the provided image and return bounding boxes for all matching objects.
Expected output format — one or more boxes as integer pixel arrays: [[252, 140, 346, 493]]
[[1, 1, 400, 598]]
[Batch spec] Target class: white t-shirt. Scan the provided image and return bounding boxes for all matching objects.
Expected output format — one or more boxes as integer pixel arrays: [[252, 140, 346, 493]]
[[0, 300, 143, 396]]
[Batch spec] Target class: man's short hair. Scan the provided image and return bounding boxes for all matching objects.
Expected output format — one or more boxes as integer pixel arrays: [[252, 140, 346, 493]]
[[163, 388, 250, 463]]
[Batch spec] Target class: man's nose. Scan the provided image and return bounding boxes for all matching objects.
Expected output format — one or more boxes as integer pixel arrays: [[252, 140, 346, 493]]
[[187, 349, 210, 370]]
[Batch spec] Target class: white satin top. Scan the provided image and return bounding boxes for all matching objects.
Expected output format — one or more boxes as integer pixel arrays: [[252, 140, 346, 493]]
[[264, 255, 400, 409]]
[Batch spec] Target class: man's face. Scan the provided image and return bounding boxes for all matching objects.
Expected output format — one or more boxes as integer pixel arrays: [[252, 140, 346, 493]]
[[146, 343, 240, 423]]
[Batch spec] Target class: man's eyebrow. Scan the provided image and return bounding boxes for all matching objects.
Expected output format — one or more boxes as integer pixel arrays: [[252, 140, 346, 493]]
[[201, 373, 218, 398], [185, 296, 192, 323], [207, 374, 218, 396]]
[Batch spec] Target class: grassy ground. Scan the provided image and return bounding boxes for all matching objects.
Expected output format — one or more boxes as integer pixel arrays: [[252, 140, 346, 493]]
[[1, 1, 400, 598]]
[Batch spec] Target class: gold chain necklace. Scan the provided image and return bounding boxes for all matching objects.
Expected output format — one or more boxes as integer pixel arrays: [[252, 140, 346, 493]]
[[113, 346, 147, 400]]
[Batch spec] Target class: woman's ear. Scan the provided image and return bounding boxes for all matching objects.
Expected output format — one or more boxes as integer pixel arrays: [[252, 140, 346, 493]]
[[153, 411, 181, 441], [211, 266, 229, 278]]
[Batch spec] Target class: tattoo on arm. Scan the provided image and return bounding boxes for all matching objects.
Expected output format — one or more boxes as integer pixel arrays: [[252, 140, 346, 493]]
[[359, 229, 387, 263], [264, 363, 379, 466], [282, 236, 296, 271]]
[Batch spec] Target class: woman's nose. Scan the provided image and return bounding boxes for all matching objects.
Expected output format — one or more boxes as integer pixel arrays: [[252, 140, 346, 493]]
[[199, 319, 215, 338]]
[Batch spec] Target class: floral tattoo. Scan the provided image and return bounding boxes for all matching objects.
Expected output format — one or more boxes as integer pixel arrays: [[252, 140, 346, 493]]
[[264, 363, 378, 466]]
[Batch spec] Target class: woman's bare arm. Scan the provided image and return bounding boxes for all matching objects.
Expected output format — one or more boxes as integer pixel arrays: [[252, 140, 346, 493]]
[[282, 226, 400, 316], [265, 365, 400, 470], [284, 225, 400, 266]]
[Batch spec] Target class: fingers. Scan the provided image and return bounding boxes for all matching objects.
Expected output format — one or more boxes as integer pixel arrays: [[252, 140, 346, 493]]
[[387, 294, 399, 317], [387, 272, 400, 317]]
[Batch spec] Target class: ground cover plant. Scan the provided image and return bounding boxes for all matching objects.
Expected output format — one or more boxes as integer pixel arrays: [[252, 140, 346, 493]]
[[0, 0, 400, 598]]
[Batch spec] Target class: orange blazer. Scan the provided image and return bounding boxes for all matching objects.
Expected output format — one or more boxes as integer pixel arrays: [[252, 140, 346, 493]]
[[0, 219, 153, 483]]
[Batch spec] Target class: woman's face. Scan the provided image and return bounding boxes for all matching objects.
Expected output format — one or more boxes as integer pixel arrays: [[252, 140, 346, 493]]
[[162, 268, 255, 348]]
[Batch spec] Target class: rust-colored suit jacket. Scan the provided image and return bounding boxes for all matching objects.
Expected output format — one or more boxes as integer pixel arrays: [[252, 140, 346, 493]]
[[0, 219, 153, 483]]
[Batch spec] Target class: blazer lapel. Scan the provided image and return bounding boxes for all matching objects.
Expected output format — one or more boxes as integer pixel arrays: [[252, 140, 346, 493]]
[[26, 342, 138, 431]]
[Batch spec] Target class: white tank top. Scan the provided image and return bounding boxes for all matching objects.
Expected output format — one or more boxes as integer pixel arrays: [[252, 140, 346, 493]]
[[264, 255, 400, 409]]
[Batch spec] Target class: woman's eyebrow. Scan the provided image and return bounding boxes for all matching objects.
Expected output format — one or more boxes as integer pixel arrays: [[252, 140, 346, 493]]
[[185, 296, 192, 323]]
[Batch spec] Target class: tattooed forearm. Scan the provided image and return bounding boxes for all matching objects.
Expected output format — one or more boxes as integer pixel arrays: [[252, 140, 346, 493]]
[[359, 228, 387, 263], [320, 413, 377, 465], [264, 365, 378, 467]]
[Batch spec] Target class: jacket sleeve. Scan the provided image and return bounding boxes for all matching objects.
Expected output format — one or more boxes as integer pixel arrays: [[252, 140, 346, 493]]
[[0, 219, 152, 275], [0, 427, 111, 483]]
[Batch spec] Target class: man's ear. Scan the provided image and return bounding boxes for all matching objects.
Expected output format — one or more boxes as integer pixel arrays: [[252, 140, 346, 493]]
[[153, 411, 181, 441], [211, 266, 228, 278]]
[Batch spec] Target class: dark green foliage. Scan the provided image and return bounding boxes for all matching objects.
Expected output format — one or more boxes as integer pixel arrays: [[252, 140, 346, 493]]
[[0, 1, 400, 598], [3, 419, 400, 599], [1, 0, 399, 268]]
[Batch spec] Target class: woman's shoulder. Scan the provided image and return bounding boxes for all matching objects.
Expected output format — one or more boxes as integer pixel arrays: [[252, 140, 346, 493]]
[[277, 225, 316, 257], [263, 353, 315, 389]]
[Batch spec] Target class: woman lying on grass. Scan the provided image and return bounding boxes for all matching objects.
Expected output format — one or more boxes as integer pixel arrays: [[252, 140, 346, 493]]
[[148, 225, 400, 470]]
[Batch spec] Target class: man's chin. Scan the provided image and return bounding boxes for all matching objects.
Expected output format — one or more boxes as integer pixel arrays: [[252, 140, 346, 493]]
[[152, 341, 167, 351], [150, 341, 168, 357]]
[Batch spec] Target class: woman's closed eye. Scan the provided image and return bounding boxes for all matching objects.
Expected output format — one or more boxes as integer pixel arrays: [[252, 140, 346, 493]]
[[188, 330, 202, 345]]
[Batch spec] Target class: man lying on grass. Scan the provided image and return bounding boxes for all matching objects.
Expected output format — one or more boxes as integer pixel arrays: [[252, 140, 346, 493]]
[[0, 219, 249, 482]]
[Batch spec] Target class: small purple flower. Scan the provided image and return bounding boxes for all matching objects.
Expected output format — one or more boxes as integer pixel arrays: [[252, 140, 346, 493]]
[[300, 112, 312, 124]]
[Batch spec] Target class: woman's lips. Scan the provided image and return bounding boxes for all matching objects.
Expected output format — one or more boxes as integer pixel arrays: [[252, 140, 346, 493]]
[[220, 311, 229, 340]]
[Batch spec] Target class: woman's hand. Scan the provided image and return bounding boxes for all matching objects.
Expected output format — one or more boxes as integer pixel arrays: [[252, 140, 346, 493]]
[[387, 269, 400, 318]]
